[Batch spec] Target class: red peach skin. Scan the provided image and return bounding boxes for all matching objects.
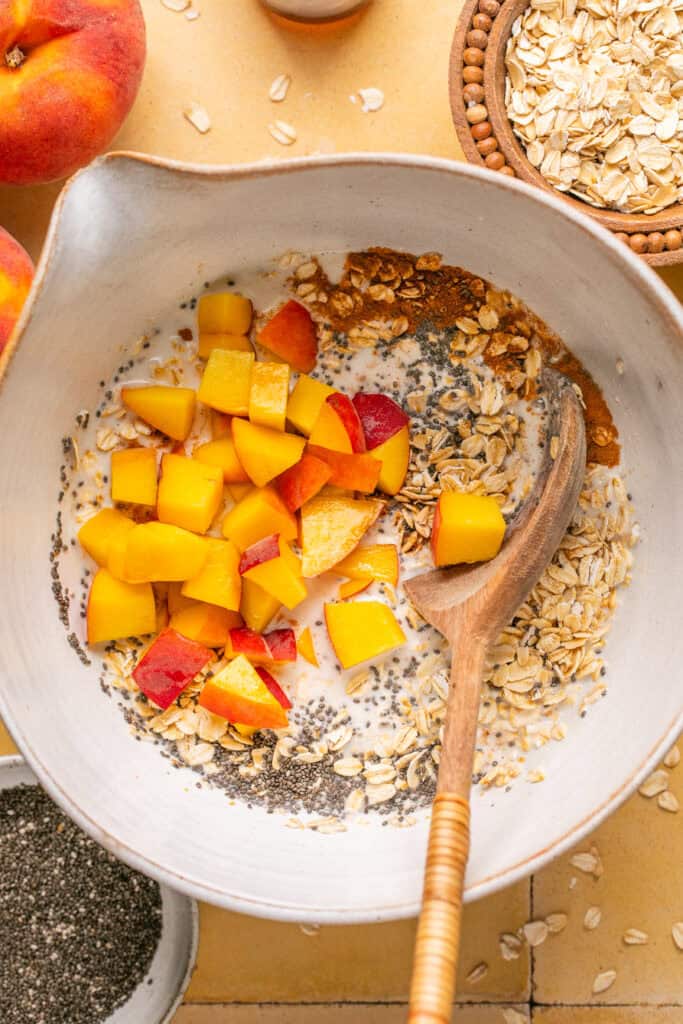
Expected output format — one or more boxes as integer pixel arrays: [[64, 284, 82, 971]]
[[0, 227, 34, 352]]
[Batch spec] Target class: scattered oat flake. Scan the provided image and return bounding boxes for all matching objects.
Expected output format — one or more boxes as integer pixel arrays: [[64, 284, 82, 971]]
[[185, 8, 200, 19], [592, 969, 617, 994], [570, 851, 600, 875], [466, 962, 488, 984], [299, 923, 320, 936], [639, 769, 669, 798], [183, 103, 211, 134], [523, 920, 549, 946], [357, 87, 384, 113], [664, 744, 680, 769], [500, 932, 522, 960], [623, 928, 648, 945], [673, 922, 683, 951], [546, 912, 568, 934], [269, 73, 291, 102], [584, 906, 602, 930], [268, 120, 297, 145], [658, 790, 679, 813], [161, 0, 189, 10], [502, 1010, 527, 1024]]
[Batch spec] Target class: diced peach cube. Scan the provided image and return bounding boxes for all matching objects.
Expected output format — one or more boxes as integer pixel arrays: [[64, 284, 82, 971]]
[[222, 485, 297, 550], [193, 435, 249, 483], [308, 400, 353, 453], [198, 654, 289, 729], [286, 374, 336, 436], [240, 577, 281, 633], [338, 578, 371, 599], [121, 385, 196, 441], [248, 362, 290, 432], [431, 492, 505, 567], [373, 425, 410, 496], [86, 569, 156, 644], [332, 544, 399, 585], [198, 333, 252, 359], [300, 495, 383, 577], [121, 522, 208, 582], [132, 628, 213, 708], [78, 508, 135, 567], [170, 602, 242, 647], [198, 292, 253, 335], [258, 300, 317, 373], [157, 453, 224, 534], [239, 534, 307, 610], [182, 538, 241, 611], [306, 445, 381, 493], [226, 483, 253, 503], [198, 349, 254, 416], [324, 600, 406, 669], [111, 447, 158, 506], [232, 418, 305, 488], [276, 453, 332, 512]]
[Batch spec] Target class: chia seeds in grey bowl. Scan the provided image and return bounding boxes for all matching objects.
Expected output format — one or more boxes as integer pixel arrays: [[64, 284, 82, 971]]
[[0, 756, 198, 1024]]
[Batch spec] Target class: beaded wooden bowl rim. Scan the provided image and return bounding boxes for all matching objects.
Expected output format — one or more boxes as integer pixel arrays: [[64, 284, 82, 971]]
[[449, 0, 683, 266]]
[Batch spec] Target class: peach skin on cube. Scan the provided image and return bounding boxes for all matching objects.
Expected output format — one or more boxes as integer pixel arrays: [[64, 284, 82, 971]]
[[198, 333, 252, 360], [170, 603, 242, 647], [277, 453, 332, 512], [121, 386, 196, 441], [86, 569, 156, 645], [198, 349, 254, 416], [258, 300, 317, 373], [122, 522, 208, 582], [181, 538, 241, 611], [239, 577, 281, 633], [248, 362, 290, 432], [306, 445, 381, 493], [232, 418, 305, 487], [78, 508, 135, 567], [198, 654, 289, 729], [300, 495, 383, 577], [332, 544, 399, 585], [239, 535, 307, 610], [132, 628, 213, 709], [222, 485, 297, 551], [198, 293, 253, 335], [431, 491, 505, 566], [111, 447, 158, 506], [286, 374, 336, 436], [324, 601, 406, 669], [193, 436, 249, 484], [157, 453, 224, 534], [373, 425, 410, 496]]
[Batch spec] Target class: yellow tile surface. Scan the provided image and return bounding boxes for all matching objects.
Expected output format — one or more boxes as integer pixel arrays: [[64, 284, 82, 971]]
[[533, 752, 683, 1006], [534, 1012, 683, 1023], [174, 1005, 529, 1023], [187, 879, 530, 1003], [0, 720, 17, 756]]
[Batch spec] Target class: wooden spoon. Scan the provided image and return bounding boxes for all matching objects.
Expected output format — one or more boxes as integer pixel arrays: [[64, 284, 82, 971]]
[[406, 370, 586, 1023]]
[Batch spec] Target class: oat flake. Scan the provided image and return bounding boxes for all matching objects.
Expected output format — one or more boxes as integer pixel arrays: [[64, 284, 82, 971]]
[[269, 74, 291, 103], [673, 922, 683, 951], [268, 120, 297, 145], [183, 103, 211, 134], [592, 969, 617, 994], [584, 906, 602, 930]]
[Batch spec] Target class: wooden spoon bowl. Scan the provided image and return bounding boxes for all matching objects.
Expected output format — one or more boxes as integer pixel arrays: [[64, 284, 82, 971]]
[[449, 0, 683, 266]]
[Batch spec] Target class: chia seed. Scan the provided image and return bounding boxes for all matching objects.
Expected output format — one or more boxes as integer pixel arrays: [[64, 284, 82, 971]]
[[0, 784, 162, 1024]]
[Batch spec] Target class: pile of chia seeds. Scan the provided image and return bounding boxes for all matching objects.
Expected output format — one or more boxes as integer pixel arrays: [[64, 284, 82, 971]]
[[0, 784, 163, 1024]]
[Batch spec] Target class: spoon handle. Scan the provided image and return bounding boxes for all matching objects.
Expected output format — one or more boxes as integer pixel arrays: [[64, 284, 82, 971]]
[[407, 792, 470, 1023], [407, 637, 485, 1023]]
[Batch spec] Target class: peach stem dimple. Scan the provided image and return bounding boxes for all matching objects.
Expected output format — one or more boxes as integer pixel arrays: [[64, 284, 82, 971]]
[[5, 45, 25, 69]]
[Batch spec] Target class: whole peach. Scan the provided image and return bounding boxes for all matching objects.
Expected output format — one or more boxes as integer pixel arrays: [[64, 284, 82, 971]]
[[0, 227, 34, 353], [0, 0, 146, 185]]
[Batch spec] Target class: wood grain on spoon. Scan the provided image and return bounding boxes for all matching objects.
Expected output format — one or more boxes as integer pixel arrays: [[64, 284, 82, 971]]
[[406, 371, 587, 1024]]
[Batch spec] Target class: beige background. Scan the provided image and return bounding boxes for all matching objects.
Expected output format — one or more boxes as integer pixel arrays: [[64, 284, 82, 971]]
[[1, 1, 682, 1020]]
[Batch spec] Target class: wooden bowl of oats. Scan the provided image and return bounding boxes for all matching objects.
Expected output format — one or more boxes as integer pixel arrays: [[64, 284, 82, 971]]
[[450, 0, 683, 265]]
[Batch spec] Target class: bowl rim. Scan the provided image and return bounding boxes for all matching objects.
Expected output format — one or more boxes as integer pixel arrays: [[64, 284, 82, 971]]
[[449, 0, 683, 266], [0, 753, 199, 1020], [1, 151, 682, 922]]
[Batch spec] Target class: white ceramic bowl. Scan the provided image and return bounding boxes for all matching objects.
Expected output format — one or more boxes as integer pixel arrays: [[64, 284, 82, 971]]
[[0, 755, 198, 1021], [0, 153, 681, 923]]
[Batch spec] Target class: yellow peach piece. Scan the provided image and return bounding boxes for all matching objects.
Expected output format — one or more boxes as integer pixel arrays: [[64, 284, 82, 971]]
[[308, 401, 353, 453], [167, 581, 196, 615], [232, 419, 306, 487], [332, 544, 399, 585], [78, 508, 135, 567], [300, 495, 383, 578], [157, 453, 224, 535], [198, 348, 254, 416], [121, 385, 196, 441], [210, 411, 232, 439], [193, 436, 249, 484], [111, 447, 158, 506], [431, 492, 505, 567], [248, 362, 290, 432], [226, 483, 253, 503], [296, 626, 318, 667], [324, 601, 406, 669], [372, 425, 410, 496], [170, 602, 241, 647], [198, 333, 252, 359], [233, 723, 258, 738], [241, 537, 307, 611], [222, 485, 297, 551], [286, 374, 336, 436], [338, 578, 370, 599], [182, 538, 241, 611], [86, 569, 156, 645], [239, 577, 281, 633], [198, 292, 253, 335], [198, 654, 288, 730], [123, 522, 208, 582]]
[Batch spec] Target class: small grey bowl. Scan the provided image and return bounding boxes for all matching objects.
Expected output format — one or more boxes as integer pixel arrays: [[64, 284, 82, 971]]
[[0, 755, 198, 1024]]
